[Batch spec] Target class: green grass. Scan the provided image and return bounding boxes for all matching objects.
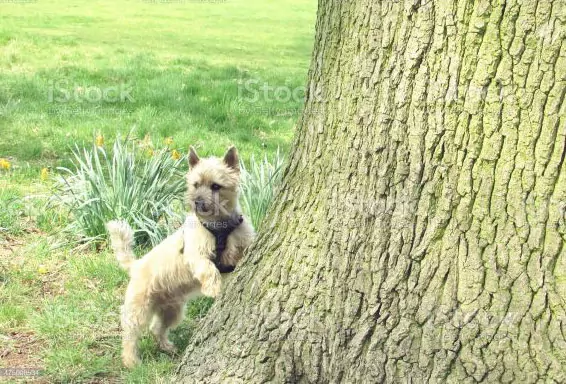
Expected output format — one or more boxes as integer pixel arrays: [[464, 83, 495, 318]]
[[0, 0, 315, 169], [0, 0, 315, 382], [0, 187, 25, 235]]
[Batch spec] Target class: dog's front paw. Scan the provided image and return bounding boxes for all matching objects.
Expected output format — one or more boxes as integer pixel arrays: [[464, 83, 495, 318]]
[[200, 270, 222, 298]]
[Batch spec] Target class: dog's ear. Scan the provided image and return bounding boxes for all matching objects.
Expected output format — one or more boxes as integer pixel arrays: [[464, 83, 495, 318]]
[[223, 146, 239, 172], [188, 146, 200, 168]]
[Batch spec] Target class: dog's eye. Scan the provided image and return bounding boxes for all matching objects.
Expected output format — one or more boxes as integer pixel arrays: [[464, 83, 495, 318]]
[[193, 183, 199, 188], [211, 183, 222, 191]]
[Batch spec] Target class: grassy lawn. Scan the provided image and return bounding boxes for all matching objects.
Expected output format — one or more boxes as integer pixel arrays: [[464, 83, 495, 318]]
[[0, 0, 316, 382]]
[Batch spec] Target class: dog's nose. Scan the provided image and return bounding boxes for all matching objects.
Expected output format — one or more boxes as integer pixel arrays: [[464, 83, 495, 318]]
[[195, 197, 206, 210]]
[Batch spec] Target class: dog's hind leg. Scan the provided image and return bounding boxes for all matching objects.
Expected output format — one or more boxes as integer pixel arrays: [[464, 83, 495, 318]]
[[150, 303, 185, 353], [121, 290, 152, 368]]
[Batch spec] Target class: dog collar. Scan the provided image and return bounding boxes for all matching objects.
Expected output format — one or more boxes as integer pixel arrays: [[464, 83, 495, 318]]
[[200, 213, 243, 273]]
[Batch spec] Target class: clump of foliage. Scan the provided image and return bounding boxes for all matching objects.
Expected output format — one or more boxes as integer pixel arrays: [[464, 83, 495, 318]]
[[52, 135, 186, 247], [52, 135, 284, 247], [239, 149, 285, 229]]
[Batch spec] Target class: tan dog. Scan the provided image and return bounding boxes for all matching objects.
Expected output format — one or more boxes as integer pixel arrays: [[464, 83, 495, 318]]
[[106, 146, 255, 368]]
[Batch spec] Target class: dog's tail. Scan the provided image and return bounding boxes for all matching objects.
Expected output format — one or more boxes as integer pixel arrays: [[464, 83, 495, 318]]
[[106, 220, 135, 271]]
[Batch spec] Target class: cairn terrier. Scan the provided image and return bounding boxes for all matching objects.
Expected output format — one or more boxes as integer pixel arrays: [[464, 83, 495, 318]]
[[106, 146, 255, 368]]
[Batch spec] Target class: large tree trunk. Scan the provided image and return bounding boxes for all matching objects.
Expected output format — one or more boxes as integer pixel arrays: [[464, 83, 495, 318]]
[[176, 0, 566, 382]]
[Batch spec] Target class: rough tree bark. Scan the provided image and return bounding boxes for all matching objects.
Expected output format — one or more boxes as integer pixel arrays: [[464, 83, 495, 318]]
[[176, 0, 566, 382]]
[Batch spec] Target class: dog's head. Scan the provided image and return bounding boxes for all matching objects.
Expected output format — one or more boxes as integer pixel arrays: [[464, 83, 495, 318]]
[[185, 146, 240, 220]]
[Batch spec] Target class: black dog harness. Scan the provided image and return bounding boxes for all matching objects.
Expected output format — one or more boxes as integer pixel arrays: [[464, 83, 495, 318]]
[[200, 213, 244, 273]]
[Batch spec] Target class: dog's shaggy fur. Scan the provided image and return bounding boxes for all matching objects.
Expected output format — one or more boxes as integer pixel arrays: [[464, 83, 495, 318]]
[[107, 146, 255, 368]]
